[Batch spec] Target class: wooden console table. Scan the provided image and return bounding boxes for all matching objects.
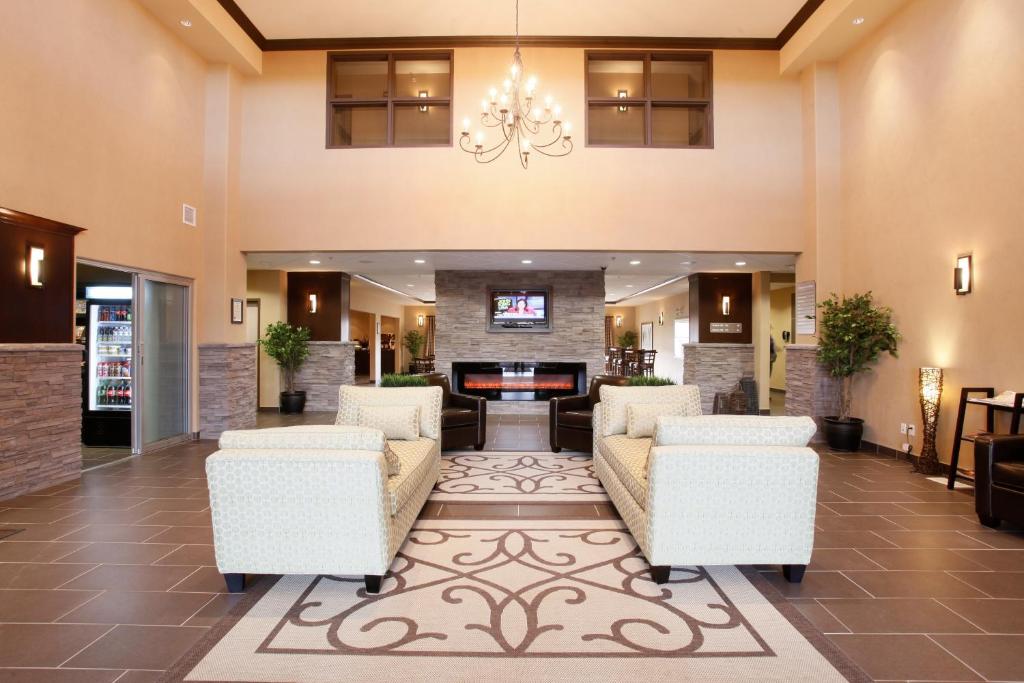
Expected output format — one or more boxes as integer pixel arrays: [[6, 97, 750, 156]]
[[947, 387, 1024, 489]]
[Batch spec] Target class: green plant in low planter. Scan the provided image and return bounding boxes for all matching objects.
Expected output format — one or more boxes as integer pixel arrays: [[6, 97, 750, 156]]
[[259, 321, 311, 414], [627, 375, 676, 386], [816, 292, 900, 451], [617, 330, 638, 349], [380, 373, 429, 388]]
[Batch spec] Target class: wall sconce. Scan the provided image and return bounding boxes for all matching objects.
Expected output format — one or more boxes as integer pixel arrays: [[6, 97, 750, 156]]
[[721, 295, 731, 316], [658, 311, 664, 326], [617, 89, 628, 112], [26, 244, 44, 288], [307, 293, 319, 314], [417, 314, 425, 327], [419, 90, 429, 112], [615, 315, 623, 327], [915, 367, 944, 475], [954, 254, 972, 294]]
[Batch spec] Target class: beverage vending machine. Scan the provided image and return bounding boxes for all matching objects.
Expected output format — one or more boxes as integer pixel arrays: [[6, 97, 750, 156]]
[[82, 286, 133, 447]]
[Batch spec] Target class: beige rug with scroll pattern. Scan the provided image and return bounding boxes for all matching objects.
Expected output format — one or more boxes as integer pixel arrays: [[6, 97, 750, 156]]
[[431, 452, 609, 502], [169, 519, 867, 682]]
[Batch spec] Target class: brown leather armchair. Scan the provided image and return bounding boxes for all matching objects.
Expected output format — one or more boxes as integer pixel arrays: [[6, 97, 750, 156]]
[[550, 375, 629, 452], [975, 434, 1024, 528], [423, 373, 486, 451]]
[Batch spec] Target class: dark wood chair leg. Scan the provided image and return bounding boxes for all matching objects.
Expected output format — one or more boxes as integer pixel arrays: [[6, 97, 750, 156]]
[[551, 446, 562, 453], [650, 565, 671, 584], [979, 514, 1001, 529], [364, 574, 384, 594], [782, 564, 807, 583], [224, 573, 245, 593], [474, 443, 485, 451]]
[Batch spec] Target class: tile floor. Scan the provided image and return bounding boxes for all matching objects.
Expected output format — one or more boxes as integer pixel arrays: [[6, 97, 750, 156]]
[[2, 418, 1023, 681]]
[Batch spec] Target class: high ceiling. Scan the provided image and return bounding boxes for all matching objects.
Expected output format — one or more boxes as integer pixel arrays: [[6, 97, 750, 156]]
[[245, 250, 797, 304], [232, 0, 809, 41]]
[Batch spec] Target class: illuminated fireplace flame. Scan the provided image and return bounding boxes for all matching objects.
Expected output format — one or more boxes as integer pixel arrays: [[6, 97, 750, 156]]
[[464, 374, 575, 390]]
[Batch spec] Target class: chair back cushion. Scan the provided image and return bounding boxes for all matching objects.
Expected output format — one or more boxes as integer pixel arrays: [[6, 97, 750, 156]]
[[654, 415, 817, 447], [588, 374, 629, 408], [337, 385, 443, 440], [219, 425, 386, 452], [357, 405, 420, 440], [598, 385, 701, 437], [423, 373, 452, 407]]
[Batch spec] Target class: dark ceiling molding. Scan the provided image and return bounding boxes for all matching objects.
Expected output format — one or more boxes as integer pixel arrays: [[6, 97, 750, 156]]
[[217, 0, 823, 53], [0, 207, 85, 237]]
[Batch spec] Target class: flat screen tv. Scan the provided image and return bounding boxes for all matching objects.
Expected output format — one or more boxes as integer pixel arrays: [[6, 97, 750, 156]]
[[488, 287, 551, 332]]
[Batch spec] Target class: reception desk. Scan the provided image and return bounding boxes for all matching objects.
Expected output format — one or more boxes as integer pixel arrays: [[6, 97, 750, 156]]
[[292, 341, 357, 412]]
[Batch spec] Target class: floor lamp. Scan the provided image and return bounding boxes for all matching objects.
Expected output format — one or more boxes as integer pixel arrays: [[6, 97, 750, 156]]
[[915, 367, 943, 475]]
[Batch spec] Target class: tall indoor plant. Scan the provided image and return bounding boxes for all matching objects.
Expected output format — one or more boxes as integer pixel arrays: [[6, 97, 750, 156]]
[[260, 321, 311, 414], [403, 330, 426, 371], [816, 292, 900, 450]]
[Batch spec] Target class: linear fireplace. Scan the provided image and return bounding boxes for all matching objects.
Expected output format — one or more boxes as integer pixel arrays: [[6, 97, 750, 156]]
[[452, 361, 585, 401]]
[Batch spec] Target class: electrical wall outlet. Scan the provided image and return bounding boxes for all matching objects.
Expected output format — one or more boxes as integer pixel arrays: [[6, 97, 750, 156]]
[[907, 424, 917, 438], [900, 423, 908, 434]]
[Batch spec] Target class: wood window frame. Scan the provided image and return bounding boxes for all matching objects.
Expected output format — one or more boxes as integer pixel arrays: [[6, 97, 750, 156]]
[[584, 50, 713, 149], [326, 50, 454, 149]]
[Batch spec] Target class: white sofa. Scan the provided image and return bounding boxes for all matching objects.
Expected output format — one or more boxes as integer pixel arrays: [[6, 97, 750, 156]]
[[592, 384, 819, 584], [206, 385, 443, 594]]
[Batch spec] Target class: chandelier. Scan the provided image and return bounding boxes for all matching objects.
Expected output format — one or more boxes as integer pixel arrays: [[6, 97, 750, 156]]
[[459, 0, 573, 169]]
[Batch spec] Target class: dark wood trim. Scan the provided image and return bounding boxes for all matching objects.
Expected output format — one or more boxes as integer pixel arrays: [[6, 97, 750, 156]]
[[326, 50, 454, 149], [775, 0, 829, 47], [215, 0, 267, 50], [0, 207, 85, 237]]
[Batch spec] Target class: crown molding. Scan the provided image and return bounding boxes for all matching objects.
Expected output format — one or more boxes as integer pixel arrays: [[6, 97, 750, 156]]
[[215, 0, 826, 52]]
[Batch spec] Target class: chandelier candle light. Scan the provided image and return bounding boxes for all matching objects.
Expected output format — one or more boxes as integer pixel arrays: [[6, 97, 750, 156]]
[[459, 0, 573, 168], [915, 367, 943, 475]]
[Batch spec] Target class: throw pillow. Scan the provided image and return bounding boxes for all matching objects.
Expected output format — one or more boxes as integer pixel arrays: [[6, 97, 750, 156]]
[[626, 402, 691, 438], [383, 442, 402, 477], [357, 405, 420, 440]]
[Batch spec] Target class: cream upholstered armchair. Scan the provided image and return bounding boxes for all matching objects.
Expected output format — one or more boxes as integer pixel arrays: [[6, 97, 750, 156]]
[[206, 385, 442, 595], [592, 384, 819, 584]]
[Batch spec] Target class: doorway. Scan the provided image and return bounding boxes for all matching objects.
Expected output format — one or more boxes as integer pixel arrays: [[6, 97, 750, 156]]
[[246, 299, 261, 410], [76, 260, 193, 467], [769, 282, 795, 416]]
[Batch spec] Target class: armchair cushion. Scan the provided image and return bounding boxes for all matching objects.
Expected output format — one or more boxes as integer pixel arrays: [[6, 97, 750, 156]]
[[357, 405, 420, 440], [219, 425, 386, 452], [441, 407, 479, 428], [385, 438, 437, 515], [337, 385, 443, 440], [597, 434, 652, 510], [559, 409, 593, 429], [653, 415, 817, 447], [626, 402, 690, 438], [598, 385, 701, 437], [994, 462, 1024, 492]]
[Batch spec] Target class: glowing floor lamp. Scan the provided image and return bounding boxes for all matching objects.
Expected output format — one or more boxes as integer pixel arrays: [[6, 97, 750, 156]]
[[915, 367, 943, 475]]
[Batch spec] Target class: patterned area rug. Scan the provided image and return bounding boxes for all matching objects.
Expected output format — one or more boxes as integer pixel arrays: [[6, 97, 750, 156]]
[[170, 520, 867, 682], [431, 452, 609, 502]]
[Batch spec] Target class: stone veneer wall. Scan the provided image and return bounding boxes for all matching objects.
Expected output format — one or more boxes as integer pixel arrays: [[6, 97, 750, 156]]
[[293, 341, 356, 412], [434, 270, 606, 415], [0, 344, 82, 500], [785, 344, 840, 441], [683, 343, 755, 415], [199, 343, 257, 439]]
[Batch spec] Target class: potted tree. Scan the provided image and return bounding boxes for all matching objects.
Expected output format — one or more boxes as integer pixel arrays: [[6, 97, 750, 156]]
[[403, 329, 426, 372], [259, 321, 311, 414], [617, 330, 638, 349], [817, 292, 900, 451]]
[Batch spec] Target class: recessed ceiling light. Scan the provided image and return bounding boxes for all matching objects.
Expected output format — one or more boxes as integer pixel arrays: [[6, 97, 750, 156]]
[[521, 259, 533, 264], [626, 284, 634, 288], [735, 261, 747, 267], [407, 284, 415, 288], [852, 16, 865, 25], [680, 261, 693, 265], [629, 260, 641, 265], [309, 260, 321, 265], [179, 18, 192, 27], [413, 259, 426, 264]]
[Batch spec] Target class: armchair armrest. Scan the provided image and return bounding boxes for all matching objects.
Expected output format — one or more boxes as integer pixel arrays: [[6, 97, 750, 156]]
[[974, 435, 1024, 518], [449, 391, 486, 447], [206, 449, 392, 576], [551, 394, 589, 414]]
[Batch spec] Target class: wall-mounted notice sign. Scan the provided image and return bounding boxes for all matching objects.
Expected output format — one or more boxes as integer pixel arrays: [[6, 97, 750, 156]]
[[796, 281, 816, 335], [710, 322, 743, 334]]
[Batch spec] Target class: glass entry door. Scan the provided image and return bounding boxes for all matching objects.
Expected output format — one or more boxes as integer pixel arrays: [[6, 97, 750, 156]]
[[133, 275, 191, 453]]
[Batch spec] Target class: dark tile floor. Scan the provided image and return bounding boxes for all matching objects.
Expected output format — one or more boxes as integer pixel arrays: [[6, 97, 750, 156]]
[[2, 418, 1022, 681]]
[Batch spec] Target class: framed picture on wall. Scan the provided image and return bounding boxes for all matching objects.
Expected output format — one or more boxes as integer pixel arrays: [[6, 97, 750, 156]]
[[640, 321, 654, 349], [231, 298, 244, 324]]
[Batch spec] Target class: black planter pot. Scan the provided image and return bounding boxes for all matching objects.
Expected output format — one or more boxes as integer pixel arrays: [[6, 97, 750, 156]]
[[823, 416, 864, 452], [279, 391, 307, 414]]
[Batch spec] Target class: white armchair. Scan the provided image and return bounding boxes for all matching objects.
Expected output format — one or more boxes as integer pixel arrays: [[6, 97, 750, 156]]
[[206, 385, 443, 594]]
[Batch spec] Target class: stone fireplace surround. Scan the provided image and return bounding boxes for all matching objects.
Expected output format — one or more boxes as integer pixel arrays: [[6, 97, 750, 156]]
[[434, 270, 606, 414]]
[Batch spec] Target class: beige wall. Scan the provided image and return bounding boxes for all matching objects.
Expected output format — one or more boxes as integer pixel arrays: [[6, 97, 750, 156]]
[[837, 0, 1024, 464], [245, 270, 287, 407], [238, 48, 804, 253], [770, 286, 794, 391], [633, 292, 690, 382]]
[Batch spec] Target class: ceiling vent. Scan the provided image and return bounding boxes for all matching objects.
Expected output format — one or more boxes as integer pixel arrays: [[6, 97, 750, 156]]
[[182, 203, 197, 227]]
